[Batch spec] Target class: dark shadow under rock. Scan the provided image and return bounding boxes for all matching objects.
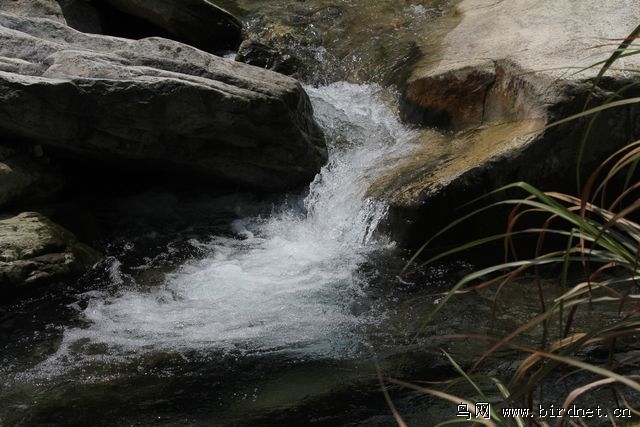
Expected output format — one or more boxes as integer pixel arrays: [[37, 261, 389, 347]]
[[97, 0, 242, 53]]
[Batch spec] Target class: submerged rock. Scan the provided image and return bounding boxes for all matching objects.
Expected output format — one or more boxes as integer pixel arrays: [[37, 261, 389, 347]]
[[0, 212, 101, 288], [372, 0, 640, 248], [235, 39, 302, 76], [0, 13, 327, 192], [102, 0, 242, 52], [235, 0, 452, 85]]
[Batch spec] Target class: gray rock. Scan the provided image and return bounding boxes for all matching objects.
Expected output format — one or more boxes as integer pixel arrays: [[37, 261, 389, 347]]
[[0, 212, 101, 288], [102, 0, 242, 51], [0, 0, 65, 22], [370, 0, 640, 247], [0, 13, 327, 192], [0, 145, 64, 209]]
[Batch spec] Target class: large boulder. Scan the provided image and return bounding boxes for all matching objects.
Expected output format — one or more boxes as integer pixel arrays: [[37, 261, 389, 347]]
[[0, 212, 101, 288], [0, 13, 327, 192], [370, 0, 640, 248], [102, 0, 242, 52]]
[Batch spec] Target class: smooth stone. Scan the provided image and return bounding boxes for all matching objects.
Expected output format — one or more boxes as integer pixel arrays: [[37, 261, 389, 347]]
[[0, 212, 101, 288]]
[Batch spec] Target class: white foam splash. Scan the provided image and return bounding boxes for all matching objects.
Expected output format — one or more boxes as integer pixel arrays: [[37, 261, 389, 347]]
[[40, 82, 419, 371]]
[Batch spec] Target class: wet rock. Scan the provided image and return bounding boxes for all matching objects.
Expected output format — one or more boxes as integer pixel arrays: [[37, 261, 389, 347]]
[[0, 13, 327, 192], [0, 145, 64, 209], [235, 40, 302, 76], [0, 212, 101, 288], [102, 0, 242, 52], [240, 13, 323, 82], [373, 0, 640, 249]]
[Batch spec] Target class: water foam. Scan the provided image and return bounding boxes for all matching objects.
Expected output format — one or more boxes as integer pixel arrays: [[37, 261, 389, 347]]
[[42, 82, 419, 369]]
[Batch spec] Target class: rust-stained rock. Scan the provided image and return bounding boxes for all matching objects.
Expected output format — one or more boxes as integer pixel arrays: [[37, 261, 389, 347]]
[[374, 0, 640, 249]]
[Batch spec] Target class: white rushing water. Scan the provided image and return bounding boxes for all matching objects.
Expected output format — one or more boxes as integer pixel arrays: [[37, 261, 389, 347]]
[[44, 82, 419, 367]]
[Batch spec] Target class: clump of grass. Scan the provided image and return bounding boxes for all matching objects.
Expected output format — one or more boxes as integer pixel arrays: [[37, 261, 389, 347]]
[[385, 27, 640, 426]]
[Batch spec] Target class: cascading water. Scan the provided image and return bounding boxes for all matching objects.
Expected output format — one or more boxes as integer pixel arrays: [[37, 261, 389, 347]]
[[0, 3, 490, 424], [35, 82, 420, 372]]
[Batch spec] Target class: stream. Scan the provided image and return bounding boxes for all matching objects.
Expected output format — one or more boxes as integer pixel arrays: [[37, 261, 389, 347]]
[[0, 1, 485, 423], [0, 2, 587, 426]]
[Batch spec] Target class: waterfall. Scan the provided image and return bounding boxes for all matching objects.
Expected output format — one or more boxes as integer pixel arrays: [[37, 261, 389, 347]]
[[39, 82, 419, 370]]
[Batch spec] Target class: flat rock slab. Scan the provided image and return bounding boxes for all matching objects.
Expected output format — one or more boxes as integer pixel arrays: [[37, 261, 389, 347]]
[[0, 212, 101, 288], [427, 0, 640, 79], [403, 0, 640, 129], [374, 0, 640, 247], [0, 13, 327, 192]]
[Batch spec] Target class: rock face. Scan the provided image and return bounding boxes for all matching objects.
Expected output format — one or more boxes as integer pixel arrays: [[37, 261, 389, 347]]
[[0, 212, 101, 288], [371, 0, 640, 248], [0, 12, 327, 192], [102, 0, 242, 52]]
